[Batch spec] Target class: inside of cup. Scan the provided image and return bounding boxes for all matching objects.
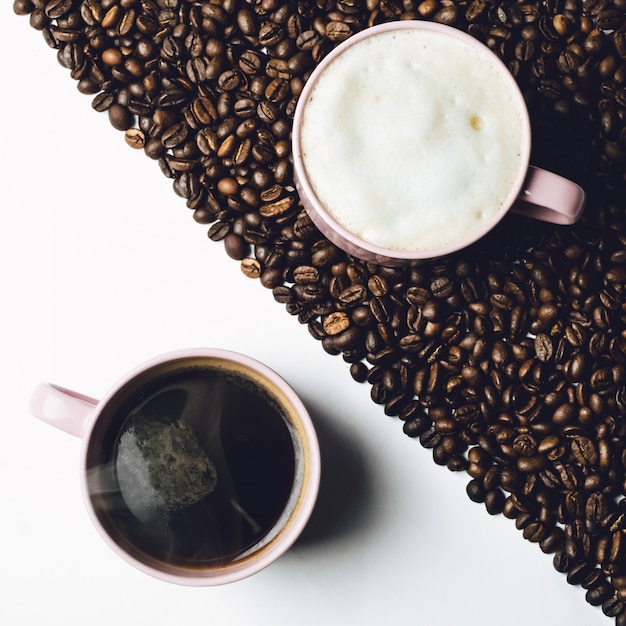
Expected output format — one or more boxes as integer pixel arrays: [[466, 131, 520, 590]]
[[292, 21, 532, 263], [82, 354, 316, 584]]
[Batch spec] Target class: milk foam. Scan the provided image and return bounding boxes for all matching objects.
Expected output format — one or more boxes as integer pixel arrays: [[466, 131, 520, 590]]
[[300, 28, 526, 253]]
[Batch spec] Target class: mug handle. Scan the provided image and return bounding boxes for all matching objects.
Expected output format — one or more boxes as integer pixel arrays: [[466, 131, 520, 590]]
[[30, 383, 98, 438], [512, 166, 586, 225]]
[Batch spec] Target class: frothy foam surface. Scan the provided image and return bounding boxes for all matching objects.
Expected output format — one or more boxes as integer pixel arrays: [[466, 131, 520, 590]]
[[299, 28, 526, 253]]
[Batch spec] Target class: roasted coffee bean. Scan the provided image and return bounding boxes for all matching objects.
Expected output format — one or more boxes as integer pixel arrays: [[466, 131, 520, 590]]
[[553, 551, 572, 573], [466, 479, 487, 503], [162, 120, 189, 148], [173, 171, 200, 199], [124, 128, 145, 149], [223, 233, 249, 260], [586, 582, 614, 607], [323, 311, 350, 336], [590, 367, 614, 391], [259, 196, 295, 218], [513, 433, 537, 456], [45, 0, 72, 20], [403, 412, 431, 438], [240, 257, 262, 279], [517, 455, 547, 473], [534, 333, 553, 361], [567, 562, 594, 586], [431, 276, 454, 298], [540, 528, 565, 553], [586, 492, 608, 523], [523, 521, 550, 542], [311, 242, 338, 266], [485, 488, 505, 515], [406, 286, 430, 307], [293, 265, 319, 284], [57, 42, 83, 70], [108, 103, 133, 130], [207, 221, 230, 242], [337, 284, 368, 307], [581, 567, 604, 592], [570, 435, 598, 466], [258, 22, 284, 47], [603, 596, 625, 618], [326, 20, 354, 41], [272, 286, 292, 305], [370, 381, 389, 404], [350, 361, 368, 383], [385, 392, 412, 417]]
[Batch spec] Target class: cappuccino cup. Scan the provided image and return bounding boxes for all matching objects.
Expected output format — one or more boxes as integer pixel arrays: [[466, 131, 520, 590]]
[[292, 21, 586, 265], [30, 349, 320, 586]]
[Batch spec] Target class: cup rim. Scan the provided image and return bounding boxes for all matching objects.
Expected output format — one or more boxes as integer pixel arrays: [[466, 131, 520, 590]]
[[80, 348, 321, 586], [292, 20, 532, 264]]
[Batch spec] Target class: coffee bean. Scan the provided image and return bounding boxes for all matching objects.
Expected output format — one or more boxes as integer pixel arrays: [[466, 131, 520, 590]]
[[523, 521, 550, 542], [466, 479, 487, 503], [124, 128, 145, 149], [293, 265, 319, 284], [325, 20, 353, 41], [603, 596, 625, 617], [323, 311, 350, 336], [534, 333, 553, 361], [385, 392, 412, 417], [223, 233, 249, 260], [45, 0, 72, 20], [485, 488, 505, 515], [586, 582, 614, 606], [272, 286, 292, 305], [431, 276, 454, 298], [586, 492, 608, 524], [553, 551, 572, 573], [162, 120, 189, 148], [567, 562, 594, 586], [259, 196, 295, 218], [241, 257, 262, 279], [540, 528, 565, 553], [108, 103, 133, 130], [590, 367, 614, 391], [517, 455, 548, 473], [258, 22, 284, 47], [570, 435, 598, 466], [403, 413, 431, 438], [336, 284, 367, 308], [349, 361, 368, 383]]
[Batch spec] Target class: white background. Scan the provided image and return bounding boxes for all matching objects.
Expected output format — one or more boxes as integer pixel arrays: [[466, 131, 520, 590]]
[[0, 5, 609, 625]]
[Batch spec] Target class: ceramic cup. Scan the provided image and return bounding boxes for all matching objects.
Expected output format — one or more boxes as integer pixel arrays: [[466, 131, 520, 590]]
[[292, 20, 586, 266], [30, 349, 320, 586]]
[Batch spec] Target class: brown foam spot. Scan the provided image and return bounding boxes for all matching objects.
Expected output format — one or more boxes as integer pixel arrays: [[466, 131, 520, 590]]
[[470, 115, 483, 131]]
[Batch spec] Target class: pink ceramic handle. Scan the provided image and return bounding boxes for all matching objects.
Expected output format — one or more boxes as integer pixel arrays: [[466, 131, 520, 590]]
[[513, 166, 585, 225], [30, 383, 98, 438]]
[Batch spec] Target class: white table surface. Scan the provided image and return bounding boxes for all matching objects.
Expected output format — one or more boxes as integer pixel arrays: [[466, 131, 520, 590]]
[[0, 6, 609, 625]]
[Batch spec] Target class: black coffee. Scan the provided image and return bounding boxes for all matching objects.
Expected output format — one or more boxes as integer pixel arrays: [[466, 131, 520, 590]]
[[87, 362, 297, 568]]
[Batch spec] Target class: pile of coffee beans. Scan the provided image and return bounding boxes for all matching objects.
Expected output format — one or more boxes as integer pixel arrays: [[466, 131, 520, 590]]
[[12, 0, 626, 620]]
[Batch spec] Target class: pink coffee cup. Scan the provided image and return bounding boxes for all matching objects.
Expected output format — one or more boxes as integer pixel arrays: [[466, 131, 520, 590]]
[[30, 349, 320, 586], [292, 20, 586, 266]]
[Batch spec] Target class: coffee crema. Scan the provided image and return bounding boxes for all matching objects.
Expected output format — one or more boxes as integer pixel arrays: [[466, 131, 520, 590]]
[[298, 27, 526, 253]]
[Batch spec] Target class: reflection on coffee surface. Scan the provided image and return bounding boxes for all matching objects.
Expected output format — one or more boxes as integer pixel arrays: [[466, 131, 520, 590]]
[[299, 27, 525, 252], [88, 365, 297, 567]]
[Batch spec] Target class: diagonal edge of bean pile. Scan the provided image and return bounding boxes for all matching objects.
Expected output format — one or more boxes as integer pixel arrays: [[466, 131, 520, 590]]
[[13, 0, 626, 619]]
